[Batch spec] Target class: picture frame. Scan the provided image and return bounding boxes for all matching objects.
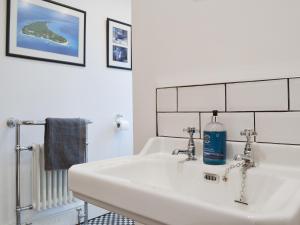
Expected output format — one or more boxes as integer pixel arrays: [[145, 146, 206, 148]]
[[6, 0, 86, 67], [107, 18, 132, 70]]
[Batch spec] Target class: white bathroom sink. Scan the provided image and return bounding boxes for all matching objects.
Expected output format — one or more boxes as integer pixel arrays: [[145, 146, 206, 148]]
[[69, 137, 300, 225]]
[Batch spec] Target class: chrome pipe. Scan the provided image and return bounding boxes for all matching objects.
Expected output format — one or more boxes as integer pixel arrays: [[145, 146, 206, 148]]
[[16, 146, 33, 152], [83, 124, 89, 225], [20, 120, 46, 126], [16, 124, 21, 225], [7, 118, 92, 225], [84, 202, 88, 225], [7, 118, 92, 127], [76, 208, 83, 225], [16, 205, 33, 212]]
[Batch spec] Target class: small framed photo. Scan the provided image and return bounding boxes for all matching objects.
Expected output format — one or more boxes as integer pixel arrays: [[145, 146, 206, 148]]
[[107, 18, 132, 70], [6, 0, 86, 66]]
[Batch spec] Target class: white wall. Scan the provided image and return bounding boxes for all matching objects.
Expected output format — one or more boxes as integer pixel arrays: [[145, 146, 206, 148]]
[[0, 0, 132, 224], [132, 0, 300, 152]]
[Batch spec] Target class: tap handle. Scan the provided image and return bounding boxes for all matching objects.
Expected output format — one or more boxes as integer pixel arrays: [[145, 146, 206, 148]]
[[240, 129, 257, 142], [183, 127, 199, 134], [240, 129, 257, 137]]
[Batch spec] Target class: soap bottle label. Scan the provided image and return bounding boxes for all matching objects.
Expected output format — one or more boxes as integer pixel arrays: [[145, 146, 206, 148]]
[[203, 131, 226, 161]]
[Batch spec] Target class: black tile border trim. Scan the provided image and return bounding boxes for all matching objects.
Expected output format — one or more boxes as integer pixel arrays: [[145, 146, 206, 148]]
[[158, 135, 246, 143], [253, 112, 256, 143], [157, 136, 300, 146], [156, 76, 300, 146], [155, 89, 158, 136], [157, 135, 300, 146], [287, 78, 291, 111], [225, 83, 228, 112], [199, 112, 202, 139], [176, 87, 179, 112], [157, 110, 300, 113], [256, 141, 300, 146], [156, 76, 299, 89]]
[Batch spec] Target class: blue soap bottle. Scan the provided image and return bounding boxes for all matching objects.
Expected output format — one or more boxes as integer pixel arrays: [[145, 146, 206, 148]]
[[203, 110, 227, 165]]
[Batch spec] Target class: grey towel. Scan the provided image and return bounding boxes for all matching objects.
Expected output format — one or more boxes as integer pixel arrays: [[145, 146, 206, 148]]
[[44, 118, 86, 170]]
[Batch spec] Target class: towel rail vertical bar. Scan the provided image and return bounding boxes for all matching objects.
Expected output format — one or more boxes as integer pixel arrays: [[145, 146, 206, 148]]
[[16, 123, 21, 225], [84, 123, 89, 225]]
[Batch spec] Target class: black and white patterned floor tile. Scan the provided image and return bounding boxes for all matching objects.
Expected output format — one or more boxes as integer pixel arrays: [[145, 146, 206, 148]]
[[85, 212, 135, 225]]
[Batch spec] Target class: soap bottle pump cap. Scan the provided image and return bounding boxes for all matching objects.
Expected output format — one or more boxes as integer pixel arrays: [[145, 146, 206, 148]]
[[213, 110, 218, 116]]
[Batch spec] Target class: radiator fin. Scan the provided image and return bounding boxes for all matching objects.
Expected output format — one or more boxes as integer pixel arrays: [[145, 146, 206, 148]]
[[32, 144, 75, 211]]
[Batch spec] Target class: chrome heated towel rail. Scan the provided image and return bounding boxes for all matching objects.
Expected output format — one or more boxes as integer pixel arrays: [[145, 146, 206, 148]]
[[7, 118, 91, 225]]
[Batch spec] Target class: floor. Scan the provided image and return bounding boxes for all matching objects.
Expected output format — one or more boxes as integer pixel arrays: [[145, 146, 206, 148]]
[[84, 212, 135, 225]]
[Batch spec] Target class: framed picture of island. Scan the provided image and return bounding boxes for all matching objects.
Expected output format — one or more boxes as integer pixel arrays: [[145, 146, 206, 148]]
[[107, 18, 132, 70], [6, 0, 86, 66]]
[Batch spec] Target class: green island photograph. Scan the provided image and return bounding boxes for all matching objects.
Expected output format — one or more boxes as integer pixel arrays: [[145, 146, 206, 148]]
[[22, 21, 68, 46], [17, 0, 80, 57]]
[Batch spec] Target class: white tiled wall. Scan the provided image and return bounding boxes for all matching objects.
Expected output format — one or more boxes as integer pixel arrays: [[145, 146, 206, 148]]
[[227, 80, 288, 111], [156, 77, 300, 145], [256, 112, 300, 145], [157, 113, 200, 138], [178, 85, 225, 112], [290, 78, 300, 111], [157, 88, 177, 112]]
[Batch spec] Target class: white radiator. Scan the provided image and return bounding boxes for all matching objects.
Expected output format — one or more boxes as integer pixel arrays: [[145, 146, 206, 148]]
[[32, 144, 75, 211]]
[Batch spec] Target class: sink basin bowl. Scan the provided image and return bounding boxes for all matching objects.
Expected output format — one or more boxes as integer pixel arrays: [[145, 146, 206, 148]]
[[69, 137, 300, 225]]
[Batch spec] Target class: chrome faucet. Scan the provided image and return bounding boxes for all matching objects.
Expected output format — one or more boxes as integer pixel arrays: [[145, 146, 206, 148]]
[[172, 127, 197, 161], [233, 129, 257, 167], [223, 129, 257, 205]]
